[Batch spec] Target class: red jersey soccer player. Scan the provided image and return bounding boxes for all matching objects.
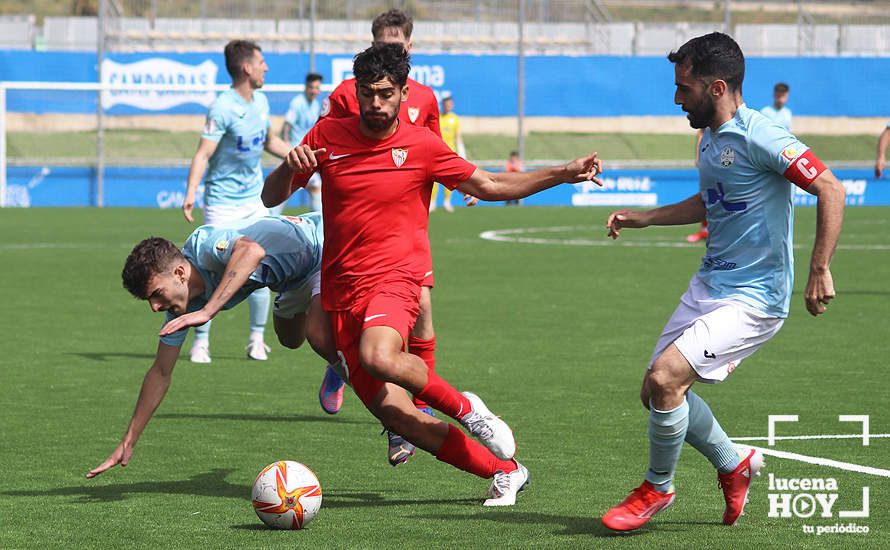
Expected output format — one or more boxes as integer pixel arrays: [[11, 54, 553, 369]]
[[315, 8, 477, 467], [263, 43, 602, 506]]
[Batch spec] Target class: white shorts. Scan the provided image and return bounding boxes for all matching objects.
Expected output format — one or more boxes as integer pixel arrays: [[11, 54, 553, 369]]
[[272, 271, 321, 319], [648, 275, 784, 383], [203, 199, 269, 225]]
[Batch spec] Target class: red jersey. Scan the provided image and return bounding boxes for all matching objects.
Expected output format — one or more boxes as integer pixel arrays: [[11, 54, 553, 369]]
[[321, 77, 442, 138], [292, 117, 475, 311], [319, 77, 442, 286]]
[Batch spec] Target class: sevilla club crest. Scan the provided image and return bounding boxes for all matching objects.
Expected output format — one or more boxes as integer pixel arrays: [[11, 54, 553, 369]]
[[407, 107, 420, 123], [392, 148, 408, 168]]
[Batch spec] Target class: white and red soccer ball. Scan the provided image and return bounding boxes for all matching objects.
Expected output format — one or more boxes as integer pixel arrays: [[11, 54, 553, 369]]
[[251, 460, 322, 529]]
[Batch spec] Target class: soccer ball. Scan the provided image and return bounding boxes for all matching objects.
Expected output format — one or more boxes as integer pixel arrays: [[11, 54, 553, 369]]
[[251, 460, 323, 529]]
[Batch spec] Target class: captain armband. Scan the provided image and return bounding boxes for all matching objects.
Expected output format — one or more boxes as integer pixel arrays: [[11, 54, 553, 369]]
[[782, 149, 827, 190]]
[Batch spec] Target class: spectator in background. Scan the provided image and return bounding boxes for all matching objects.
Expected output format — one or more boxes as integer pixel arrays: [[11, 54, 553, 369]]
[[505, 150, 522, 206], [279, 72, 324, 213], [432, 95, 466, 212], [182, 40, 292, 363], [760, 82, 792, 131], [874, 123, 890, 179]]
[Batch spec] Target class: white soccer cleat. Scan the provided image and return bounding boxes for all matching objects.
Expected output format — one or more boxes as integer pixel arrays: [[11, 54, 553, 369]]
[[484, 462, 529, 506], [246, 339, 271, 361], [443, 201, 454, 212], [460, 391, 516, 460], [190, 341, 211, 364]]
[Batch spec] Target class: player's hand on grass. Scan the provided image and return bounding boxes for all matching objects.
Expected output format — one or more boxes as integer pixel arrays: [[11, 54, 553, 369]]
[[463, 193, 479, 207], [563, 151, 604, 185], [86, 440, 134, 478], [606, 209, 650, 239], [286, 145, 327, 173], [159, 309, 213, 336], [804, 268, 835, 316]]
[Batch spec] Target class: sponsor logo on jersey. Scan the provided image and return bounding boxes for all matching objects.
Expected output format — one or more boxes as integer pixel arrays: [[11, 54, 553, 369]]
[[392, 148, 408, 167], [407, 107, 420, 123], [720, 146, 735, 167], [215, 239, 229, 251], [781, 146, 799, 162]]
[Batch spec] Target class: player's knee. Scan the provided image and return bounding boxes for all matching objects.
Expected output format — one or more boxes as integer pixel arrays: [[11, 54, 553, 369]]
[[359, 343, 398, 379], [274, 320, 305, 349], [647, 366, 680, 398], [640, 380, 652, 410]]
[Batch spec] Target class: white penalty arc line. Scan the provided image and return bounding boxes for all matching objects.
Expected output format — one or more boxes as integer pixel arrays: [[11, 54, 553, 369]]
[[746, 445, 890, 479], [734, 433, 890, 442], [479, 226, 890, 251]]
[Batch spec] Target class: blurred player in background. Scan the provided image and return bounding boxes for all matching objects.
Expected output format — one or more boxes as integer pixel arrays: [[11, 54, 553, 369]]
[[314, 8, 476, 465], [602, 32, 845, 532], [264, 44, 603, 505], [182, 40, 292, 364], [505, 150, 522, 206], [431, 95, 465, 212], [760, 82, 792, 131], [87, 214, 342, 478], [280, 72, 324, 213], [874, 121, 890, 179]]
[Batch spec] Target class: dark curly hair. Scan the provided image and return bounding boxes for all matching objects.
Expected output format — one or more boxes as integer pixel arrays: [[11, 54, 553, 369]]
[[353, 42, 410, 88], [122, 237, 184, 299], [668, 32, 745, 93]]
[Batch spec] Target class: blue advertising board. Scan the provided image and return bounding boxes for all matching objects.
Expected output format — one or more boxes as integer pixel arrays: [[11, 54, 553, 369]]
[[3, 50, 890, 117]]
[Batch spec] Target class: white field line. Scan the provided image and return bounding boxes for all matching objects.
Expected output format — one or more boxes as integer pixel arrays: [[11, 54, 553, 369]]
[[479, 226, 890, 251], [734, 434, 890, 442], [747, 445, 890, 479]]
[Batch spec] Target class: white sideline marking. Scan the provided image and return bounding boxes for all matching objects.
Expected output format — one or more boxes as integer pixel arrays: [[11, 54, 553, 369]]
[[479, 226, 890, 251], [747, 445, 890, 479], [734, 433, 890, 442]]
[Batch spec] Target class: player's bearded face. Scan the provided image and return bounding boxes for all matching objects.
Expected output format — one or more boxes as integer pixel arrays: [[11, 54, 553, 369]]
[[357, 78, 406, 131], [146, 272, 189, 316], [684, 89, 716, 129], [674, 64, 716, 129]]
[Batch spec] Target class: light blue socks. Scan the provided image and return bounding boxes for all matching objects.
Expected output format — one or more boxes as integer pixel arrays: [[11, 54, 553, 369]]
[[645, 397, 689, 493], [684, 390, 740, 474], [248, 287, 271, 335]]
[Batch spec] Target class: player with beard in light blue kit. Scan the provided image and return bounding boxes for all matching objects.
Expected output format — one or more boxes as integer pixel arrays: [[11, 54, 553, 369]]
[[183, 39, 292, 364], [602, 32, 846, 533]]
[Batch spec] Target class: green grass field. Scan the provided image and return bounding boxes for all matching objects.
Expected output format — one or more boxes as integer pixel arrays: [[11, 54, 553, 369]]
[[6, 130, 879, 166], [1, 206, 888, 548]]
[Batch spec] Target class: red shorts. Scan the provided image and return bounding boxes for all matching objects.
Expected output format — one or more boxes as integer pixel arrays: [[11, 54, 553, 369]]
[[329, 281, 421, 405]]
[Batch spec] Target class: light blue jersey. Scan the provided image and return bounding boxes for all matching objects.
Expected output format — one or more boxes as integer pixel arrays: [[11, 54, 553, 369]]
[[284, 94, 322, 147], [201, 88, 271, 206], [759, 104, 792, 131], [697, 104, 810, 318], [161, 213, 323, 346]]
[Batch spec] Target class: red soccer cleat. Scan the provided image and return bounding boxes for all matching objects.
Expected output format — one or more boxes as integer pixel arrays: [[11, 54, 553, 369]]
[[686, 229, 709, 243], [601, 480, 675, 532], [718, 446, 764, 526]]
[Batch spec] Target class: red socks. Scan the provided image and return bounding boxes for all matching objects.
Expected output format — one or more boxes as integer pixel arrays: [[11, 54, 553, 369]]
[[435, 425, 517, 478], [414, 371, 472, 420], [409, 335, 436, 409]]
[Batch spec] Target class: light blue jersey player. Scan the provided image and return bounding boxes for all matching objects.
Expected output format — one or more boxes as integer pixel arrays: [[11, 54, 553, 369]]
[[182, 40, 291, 364], [87, 213, 345, 480], [759, 82, 792, 131], [602, 32, 845, 533], [280, 72, 325, 214]]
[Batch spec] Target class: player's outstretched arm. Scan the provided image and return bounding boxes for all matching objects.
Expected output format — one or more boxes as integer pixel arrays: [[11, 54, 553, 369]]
[[875, 128, 890, 179], [264, 131, 292, 159], [86, 342, 180, 478], [184, 138, 220, 223], [606, 194, 706, 239], [456, 151, 603, 201], [803, 170, 846, 316], [262, 145, 326, 208], [159, 237, 267, 336]]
